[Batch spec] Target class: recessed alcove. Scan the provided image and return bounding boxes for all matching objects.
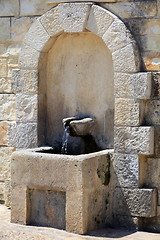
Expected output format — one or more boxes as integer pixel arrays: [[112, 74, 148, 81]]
[[38, 31, 114, 150]]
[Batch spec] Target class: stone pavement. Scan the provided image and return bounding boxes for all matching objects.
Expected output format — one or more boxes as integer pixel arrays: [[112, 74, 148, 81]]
[[0, 204, 159, 240]]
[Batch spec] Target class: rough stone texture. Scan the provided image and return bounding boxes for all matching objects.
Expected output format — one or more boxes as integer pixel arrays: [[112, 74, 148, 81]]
[[12, 69, 38, 94], [20, 0, 55, 16], [11, 17, 37, 41], [0, 182, 5, 202], [158, 190, 160, 205], [112, 44, 140, 73], [113, 154, 139, 188], [1, 43, 21, 59], [140, 158, 160, 189], [100, 1, 157, 19], [11, 148, 112, 234], [115, 98, 143, 126], [0, 95, 16, 121], [0, 148, 15, 182], [112, 214, 138, 231], [0, 59, 7, 78], [0, 122, 8, 146], [86, 5, 114, 37], [0, 0, 19, 17], [58, 3, 92, 32], [114, 127, 154, 154], [155, 127, 160, 157], [114, 188, 157, 217], [4, 179, 11, 207], [0, 18, 10, 41], [102, 18, 133, 53], [142, 52, 160, 71], [0, 78, 12, 93], [152, 72, 160, 99], [23, 20, 50, 52], [16, 94, 38, 123], [39, 7, 63, 37], [114, 72, 151, 99], [7, 123, 38, 148], [144, 100, 160, 126], [19, 43, 40, 70]]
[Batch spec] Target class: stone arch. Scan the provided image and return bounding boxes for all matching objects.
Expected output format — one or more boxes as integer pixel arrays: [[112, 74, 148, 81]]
[[11, 2, 152, 150]]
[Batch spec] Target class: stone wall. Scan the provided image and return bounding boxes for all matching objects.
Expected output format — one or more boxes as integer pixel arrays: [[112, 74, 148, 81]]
[[0, 0, 160, 232]]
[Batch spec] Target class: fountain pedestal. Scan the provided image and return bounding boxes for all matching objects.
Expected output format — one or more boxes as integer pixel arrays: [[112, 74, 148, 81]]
[[11, 147, 113, 234]]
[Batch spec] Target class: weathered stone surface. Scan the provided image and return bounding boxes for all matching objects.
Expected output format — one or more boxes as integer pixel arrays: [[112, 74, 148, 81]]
[[142, 52, 160, 71], [58, 3, 91, 32], [12, 69, 38, 94], [0, 78, 12, 93], [152, 72, 160, 99], [144, 100, 160, 126], [20, 0, 54, 16], [113, 154, 139, 188], [127, 19, 160, 36], [100, 1, 157, 19], [102, 18, 133, 53], [0, 182, 5, 202], [114, 72, 151, 99], [23, 20, 50, 52], [0, 0, 19, 17], [4, 179, 11, 207], [158, 190, 160, 205], [112, 214, 138, 230], [139, 36, 160, 52], [1, 43, 21, 58], [0, 94, 16, 121], [114, 126, 154, 154], [0, 122, 7, 146], [0, 18, 10, 41], [115, 98, 143, 126], [19, 43, 40, 70], [7, 123, 38, 148], [155, 127, 160, 157], [140, 158, 160, 189], [0, 148, 15, 181], [16, 94, 38, 122], [0, 59, 7, 78], [86, 5, 114, 37], [112, 44, 140, 73], [11, 16, 37, 41], [39, 7, 63, 37], [114, 188, 157, 217]]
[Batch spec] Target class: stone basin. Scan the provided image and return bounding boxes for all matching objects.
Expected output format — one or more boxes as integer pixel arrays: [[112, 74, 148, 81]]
[[11, 147, 113, 234]]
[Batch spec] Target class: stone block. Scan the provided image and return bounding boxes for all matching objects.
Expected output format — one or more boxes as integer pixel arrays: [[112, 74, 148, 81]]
[[0, 78, 12, 93], [4, 179, 11, 207], [0, 18, 10, 41], [152, 72, 160, 99], [0, 0, 19, 17], [0, 59, 7, 78], [112, 214, 138, 230], [127, 19, 160, 36], [16, 94, 38, 123], [58, 3, 92, 32], [114, 126, 154, 154], [114, 153, 139, 188], [0, 94, 16, 121], [19, 43, 40, 70], [20, 0, 54, 16], [0, 122, 7, 146], [144, 100, 160, 126], [155, 127, 160, 157], [0, 147, 15, 181], [115, 98, 143, 126], [139, 35, 160, 52], [7, 122, 38, 148], [86, 5, 114, 37], [12, 69, 38, 94], [102, 18, 133, 53], [140, 158, 160, 189], [114, 188, 157, 217], [2, 43, 21, 58], [23, 20, 50, 52], [142, 52, 160, 71], [101, 1, 157, 19], [114, 72, 151, 99], [39, 7, 63, 37], [0, 182, 5, 202], [11, 16, 37, 41], [112, 44, 140, 73]]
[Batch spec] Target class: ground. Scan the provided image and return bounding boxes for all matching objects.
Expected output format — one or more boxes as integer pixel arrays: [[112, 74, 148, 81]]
[[0, 204, 159, 240]]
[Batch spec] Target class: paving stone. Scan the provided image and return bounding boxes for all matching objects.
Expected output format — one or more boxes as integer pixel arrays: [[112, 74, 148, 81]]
[[114, 126, 154, 154], [114, 72, 151, 99]]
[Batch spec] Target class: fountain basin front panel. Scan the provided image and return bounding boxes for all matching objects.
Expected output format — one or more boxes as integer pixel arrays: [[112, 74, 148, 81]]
[[11, 148, 113, 234]]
